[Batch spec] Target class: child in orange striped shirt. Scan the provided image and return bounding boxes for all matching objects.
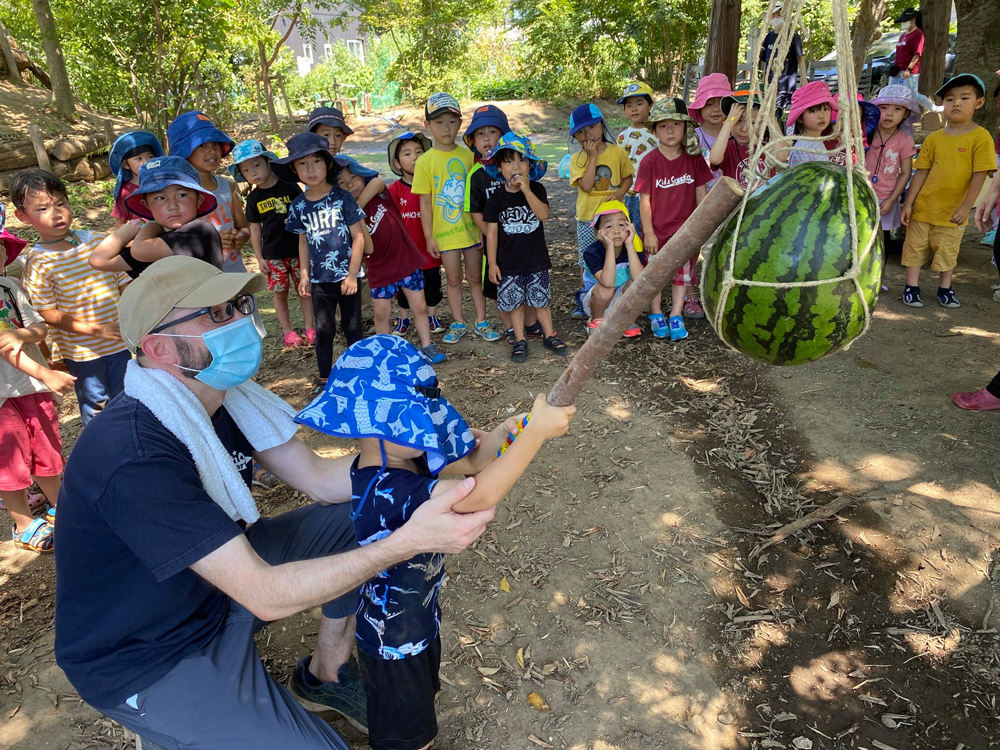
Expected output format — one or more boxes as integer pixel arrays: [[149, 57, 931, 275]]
[[12, 170, 130, 425]]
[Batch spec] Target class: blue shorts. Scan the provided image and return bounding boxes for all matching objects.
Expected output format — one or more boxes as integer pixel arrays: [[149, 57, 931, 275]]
[[576, 221, 595, 267], [440, 243, 481, 253], [371, 268, 425, 299], [623, 194, 643, 236]]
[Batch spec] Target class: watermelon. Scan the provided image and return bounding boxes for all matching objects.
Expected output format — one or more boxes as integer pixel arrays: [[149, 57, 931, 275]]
[[701, 162, 882, 366]]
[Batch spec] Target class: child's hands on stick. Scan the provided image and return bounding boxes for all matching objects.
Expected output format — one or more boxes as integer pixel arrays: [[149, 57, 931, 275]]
[[523, 393, 576, 441]]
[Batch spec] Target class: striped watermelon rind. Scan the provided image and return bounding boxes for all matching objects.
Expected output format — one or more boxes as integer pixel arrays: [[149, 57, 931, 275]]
[[701, 162, 883, 366]]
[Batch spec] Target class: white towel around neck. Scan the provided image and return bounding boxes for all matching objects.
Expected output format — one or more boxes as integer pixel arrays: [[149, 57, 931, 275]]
[[123, 360, 298, 523]]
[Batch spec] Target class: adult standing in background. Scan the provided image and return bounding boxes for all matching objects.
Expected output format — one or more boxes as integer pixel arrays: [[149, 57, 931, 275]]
[[759, 2, 806, 111], [889, 8, 936, 112]]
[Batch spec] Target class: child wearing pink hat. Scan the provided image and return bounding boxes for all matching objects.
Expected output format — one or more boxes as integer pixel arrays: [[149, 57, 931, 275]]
[[689, 73, 734, 189], [865, 85, 920, 255], [783, 81, 849, 167]]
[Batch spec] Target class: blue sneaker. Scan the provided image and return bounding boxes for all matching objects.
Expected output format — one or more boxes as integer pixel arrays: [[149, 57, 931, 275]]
[[419, 343, 447, 364], [668, 315, 688, 341], [443, 321, 466, 344], [473, 320, 501, 342], [287, 656, 369, 734], [391, 317, 410, 336], [648, 313, 668, 339], [982, 229, 997, 246], [903, 285, 923, 308], [571, 289, 588, 320], [427, 315, 445, 334], [937, 287, 960, 308]]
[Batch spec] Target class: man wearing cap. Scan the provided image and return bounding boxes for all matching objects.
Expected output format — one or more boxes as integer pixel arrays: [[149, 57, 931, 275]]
[[53, 256, 493, 749], [759, 3, 806, 110]]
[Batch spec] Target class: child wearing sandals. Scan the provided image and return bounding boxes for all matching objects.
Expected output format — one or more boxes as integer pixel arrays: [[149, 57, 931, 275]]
[[334, 156, 447, 365], [1, 208, 76, 552], [294, 334, 575, 750], [481, 133, 568, 363]]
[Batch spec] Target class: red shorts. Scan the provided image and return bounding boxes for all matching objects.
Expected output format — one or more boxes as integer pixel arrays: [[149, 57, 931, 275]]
[[263, 258, 301, 293], [0, 392, 64, 491]]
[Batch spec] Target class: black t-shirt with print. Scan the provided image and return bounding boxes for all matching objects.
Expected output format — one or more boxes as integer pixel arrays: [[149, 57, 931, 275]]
[[483, 183, 550, 275], [245, 179, 303, 260]]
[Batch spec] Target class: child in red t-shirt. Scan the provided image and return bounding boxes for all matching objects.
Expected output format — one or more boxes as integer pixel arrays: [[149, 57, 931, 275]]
[[335, 157, 446, 364], [634, 98, 713, 341], [386, 132, 445, 336], [709, 85, 773, 191]]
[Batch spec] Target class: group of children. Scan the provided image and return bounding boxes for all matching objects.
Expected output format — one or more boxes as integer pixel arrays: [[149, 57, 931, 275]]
[[1, 64, 999, 749]]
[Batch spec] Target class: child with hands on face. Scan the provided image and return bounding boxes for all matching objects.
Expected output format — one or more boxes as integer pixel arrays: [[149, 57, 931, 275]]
[[708, 85, 773, 190], [580, 201, 648, 335], [481, 133, 568, 363]]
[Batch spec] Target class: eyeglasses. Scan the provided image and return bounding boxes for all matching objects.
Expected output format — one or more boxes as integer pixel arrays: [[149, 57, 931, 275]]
[[149, 294, 256, 335]]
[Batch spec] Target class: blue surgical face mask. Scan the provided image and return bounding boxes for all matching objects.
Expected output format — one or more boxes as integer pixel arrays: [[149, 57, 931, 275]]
[[156, 315, 263, 390]]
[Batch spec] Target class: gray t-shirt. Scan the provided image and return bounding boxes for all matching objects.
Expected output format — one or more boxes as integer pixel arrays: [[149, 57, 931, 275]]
[[0, 277, 50, 408]]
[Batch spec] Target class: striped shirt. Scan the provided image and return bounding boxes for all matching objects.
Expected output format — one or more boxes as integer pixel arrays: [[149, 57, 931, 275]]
[[23, 230, 129, 362]]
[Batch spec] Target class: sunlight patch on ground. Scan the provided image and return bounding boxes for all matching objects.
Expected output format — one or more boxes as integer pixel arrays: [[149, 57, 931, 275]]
[[947, 325, 1000, 341], [855, 453, 920, 483], [603, 397, 631, 421], [787, 651, 863, 703], [679, 376, 722, 393]]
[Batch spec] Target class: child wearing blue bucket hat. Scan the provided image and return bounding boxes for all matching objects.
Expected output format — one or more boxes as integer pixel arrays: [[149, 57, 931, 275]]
[[168, 111, 250, 272], [294, 334, 575, 750], [91, 156, 225, 279], [334, 156, 446, 365], [108, 130, 164, 227], [568, 103, 634, 319], [480, 133, 568, 364], [229, 139, 316, 349]]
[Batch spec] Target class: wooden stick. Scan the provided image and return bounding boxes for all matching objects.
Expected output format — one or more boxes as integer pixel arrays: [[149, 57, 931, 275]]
[[750, 493, 879, 557], [27, 124, 52, 173], [547, 177, 743, 407], [103, 120, 116, 148]]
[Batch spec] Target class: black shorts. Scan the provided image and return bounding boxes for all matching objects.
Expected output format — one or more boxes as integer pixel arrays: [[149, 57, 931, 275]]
[[358, 637, 441, 750], [397, 268, 443, 309]]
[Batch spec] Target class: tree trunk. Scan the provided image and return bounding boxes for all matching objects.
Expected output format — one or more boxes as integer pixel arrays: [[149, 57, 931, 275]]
[[703, 0, 741, 84], [918, 0, 950, 97], [954, 0, 1000, 133], [851, 0, 889, 79], [0, 21, 23, 86], [30, 0, 75, 118], [259, 40, 279, 132]]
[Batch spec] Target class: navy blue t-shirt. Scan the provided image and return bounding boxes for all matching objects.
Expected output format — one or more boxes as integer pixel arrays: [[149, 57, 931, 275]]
[[351, 456, 443, 660], [581, 239, 647, 294], [54, 394, 251, 708], [285, 187, 367, 284]]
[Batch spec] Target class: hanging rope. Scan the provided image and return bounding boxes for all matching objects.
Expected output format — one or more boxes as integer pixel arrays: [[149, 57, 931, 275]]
[[704, 0, 881, 355]]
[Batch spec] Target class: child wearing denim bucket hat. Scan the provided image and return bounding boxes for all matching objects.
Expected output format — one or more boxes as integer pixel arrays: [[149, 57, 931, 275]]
[[294, 334, 575, 750], [568, 103, 634, 319], [230, 139, 316, 349], [480, 133, 569, 363], [168, 111, 250, 272], [91, 156, 225, 279]]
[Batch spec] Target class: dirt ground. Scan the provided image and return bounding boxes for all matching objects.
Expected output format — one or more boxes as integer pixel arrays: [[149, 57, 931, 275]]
[[2, 104, 1000, 750]]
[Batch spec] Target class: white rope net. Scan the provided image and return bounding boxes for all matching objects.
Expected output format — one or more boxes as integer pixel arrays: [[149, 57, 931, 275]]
[[703, 0, 882, 357]]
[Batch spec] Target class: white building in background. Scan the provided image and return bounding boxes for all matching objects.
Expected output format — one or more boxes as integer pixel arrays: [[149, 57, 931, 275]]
[[275, 2, 367, 76]]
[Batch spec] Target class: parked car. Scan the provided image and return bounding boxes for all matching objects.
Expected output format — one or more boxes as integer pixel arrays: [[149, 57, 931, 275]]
[[810, 31, 955, 97]]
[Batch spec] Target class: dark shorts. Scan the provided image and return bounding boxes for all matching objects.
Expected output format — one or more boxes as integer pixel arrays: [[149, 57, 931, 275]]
[[358, 637, 441, 750], [100, 502, 359, 750], [497, 271, 551, 312], [371, 268, 424, 299]]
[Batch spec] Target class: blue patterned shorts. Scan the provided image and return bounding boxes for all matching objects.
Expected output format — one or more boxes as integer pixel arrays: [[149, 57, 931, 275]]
[[371, 268, 425, 299], [497, 271, 551, 312], [576, 221, 595, 267]]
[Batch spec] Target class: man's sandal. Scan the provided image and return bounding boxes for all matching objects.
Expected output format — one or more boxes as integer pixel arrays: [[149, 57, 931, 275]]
[[12, 518, 54, 553], [542, 335, 569, 356]]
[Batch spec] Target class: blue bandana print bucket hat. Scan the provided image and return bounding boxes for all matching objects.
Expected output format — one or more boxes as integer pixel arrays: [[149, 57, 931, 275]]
[[481, 132, 548, 182], [295, 335, 476, 475]]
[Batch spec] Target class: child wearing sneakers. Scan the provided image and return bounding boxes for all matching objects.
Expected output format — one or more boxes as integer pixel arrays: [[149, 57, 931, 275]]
[[294, 334, 575, 750], [569, 103, 634, 319], [387, 132, 445, 335], [230, 139, 315, 348], [634, 99, 713, 341], [413, 92, 500, 345], [481, 133, 568, 363], [108, 131, 164, 227], [616, 83, 659, 235], [167, 111, 250, 272], [275, 133, 367, 392], [12, 170, 130, 425], [1, 208, 75, 552], [580, 201, 648, 336], [335, 156, 447, 364], [900, 73, 995, 308]]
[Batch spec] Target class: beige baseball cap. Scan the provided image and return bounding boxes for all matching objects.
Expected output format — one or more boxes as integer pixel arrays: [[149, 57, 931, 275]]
[[119, 256, 266, 353]]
